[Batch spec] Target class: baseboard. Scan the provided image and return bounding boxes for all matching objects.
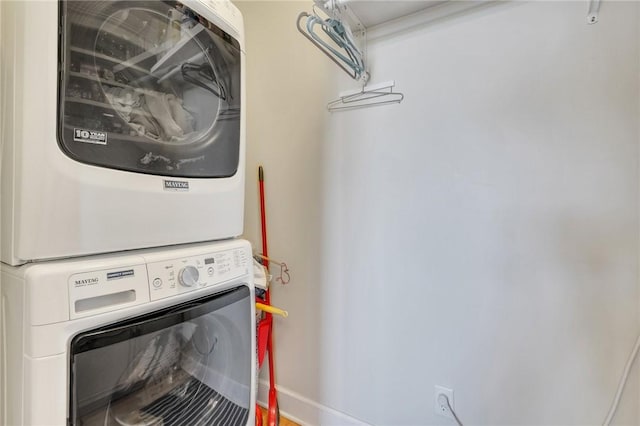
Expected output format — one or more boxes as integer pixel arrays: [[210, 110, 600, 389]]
[[257, 380, 370, 426]]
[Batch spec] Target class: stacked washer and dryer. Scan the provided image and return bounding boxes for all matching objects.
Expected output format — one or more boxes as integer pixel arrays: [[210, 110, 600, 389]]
[[0, 1, 255, 425]]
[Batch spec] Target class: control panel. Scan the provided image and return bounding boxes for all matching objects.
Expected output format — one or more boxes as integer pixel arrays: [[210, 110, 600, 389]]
[[146, 247, 250, 301]]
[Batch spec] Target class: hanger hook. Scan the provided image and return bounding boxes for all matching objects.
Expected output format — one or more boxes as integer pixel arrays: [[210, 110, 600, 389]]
[[277, 262, 291, 285], [254, 253, 291, 285]]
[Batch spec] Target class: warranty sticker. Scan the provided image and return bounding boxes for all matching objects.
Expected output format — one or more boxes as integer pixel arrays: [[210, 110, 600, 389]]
[[74, 128, 107, 145]]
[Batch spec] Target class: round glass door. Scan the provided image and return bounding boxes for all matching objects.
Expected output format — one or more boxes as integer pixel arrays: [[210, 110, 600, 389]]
[[59, 1, 242, 178]]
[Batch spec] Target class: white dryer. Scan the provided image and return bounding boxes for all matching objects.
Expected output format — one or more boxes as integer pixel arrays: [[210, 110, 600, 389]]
[[0, 238, 256, 425], [0, 0, 246, 265]]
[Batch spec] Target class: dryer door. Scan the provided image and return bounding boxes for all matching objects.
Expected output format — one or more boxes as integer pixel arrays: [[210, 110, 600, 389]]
[[58, 1, 241, 178], [69, 286, 252, 426]]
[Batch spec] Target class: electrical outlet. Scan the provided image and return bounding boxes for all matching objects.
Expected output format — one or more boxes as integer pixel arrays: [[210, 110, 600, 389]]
[[434, 385, 455, 419]]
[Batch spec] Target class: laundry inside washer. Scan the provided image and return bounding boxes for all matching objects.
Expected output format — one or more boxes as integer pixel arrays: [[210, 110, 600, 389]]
[[59, 1, 241, 176], [0, 239, 256, 425], [70, 288, 252, 426], [1, 0, 247, 265]]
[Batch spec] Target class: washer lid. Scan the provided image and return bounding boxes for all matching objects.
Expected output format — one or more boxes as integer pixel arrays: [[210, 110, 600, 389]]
[[69, 286, 252, 425]]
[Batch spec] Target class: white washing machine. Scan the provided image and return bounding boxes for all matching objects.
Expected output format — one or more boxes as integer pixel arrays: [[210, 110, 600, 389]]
[[0, 0, 246, 265], [0, 238, 256, 425]]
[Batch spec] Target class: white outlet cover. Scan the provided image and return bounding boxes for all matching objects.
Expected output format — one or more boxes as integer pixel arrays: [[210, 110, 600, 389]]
[[434, 385, 455, 419]]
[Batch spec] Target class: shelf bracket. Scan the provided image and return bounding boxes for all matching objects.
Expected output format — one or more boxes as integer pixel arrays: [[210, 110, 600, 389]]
[[587, 0, 601, 24]]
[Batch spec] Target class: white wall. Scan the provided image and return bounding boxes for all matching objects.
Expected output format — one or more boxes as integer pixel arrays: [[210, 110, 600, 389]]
[[238, 1, 640, 425], [237, 3, 335, 422]]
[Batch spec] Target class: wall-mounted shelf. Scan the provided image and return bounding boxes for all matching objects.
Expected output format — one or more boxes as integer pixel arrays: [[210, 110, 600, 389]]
[[345, 0, 494, 40], [341, 0, 450, 28]]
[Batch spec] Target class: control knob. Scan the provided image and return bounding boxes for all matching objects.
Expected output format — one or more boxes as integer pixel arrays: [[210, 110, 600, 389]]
[[178, 265, 199, 287]]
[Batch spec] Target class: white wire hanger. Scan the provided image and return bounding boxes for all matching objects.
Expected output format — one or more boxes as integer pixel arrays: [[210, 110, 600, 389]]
[[327, 80, 404, 112], [297, 0, 404, 112]]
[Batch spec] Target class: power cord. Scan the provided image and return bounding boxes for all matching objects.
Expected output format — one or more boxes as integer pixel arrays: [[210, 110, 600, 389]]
[[603, 332, 640, 426], [439, 394, 464, 426], [433, 329, 640, 426]]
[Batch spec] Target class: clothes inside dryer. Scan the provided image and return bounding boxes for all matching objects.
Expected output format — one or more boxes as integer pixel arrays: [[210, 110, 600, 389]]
[[101, 86, 196, 141], [59, 1, 242, 178], [70, 287, 251, 426]]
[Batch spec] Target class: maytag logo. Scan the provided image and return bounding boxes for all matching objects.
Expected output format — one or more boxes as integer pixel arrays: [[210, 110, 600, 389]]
[[164, 180, 189, 191], [75, 277, 99, 286]]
